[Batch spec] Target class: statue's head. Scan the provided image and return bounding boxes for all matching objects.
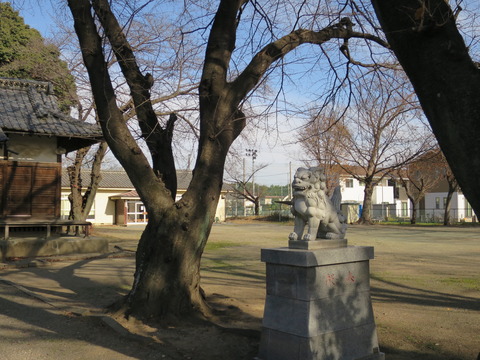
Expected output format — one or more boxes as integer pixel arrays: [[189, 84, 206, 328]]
[[292, 167, 326, 196]]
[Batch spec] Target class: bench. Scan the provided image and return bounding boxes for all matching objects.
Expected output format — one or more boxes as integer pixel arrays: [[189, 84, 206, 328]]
[[0, 219, 92, 240]]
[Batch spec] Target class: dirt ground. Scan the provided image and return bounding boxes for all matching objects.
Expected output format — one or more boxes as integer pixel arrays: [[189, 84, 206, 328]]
[[0, 222, 479, 359]]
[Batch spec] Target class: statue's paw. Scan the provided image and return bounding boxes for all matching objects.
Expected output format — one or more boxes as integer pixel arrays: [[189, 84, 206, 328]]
[[325, 232, 341, 239], [288, 232, 298, 241], [302, 233, 313, 241]]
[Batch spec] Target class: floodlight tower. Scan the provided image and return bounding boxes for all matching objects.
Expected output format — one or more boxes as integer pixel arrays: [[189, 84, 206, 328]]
[[245, 148, 258, 197]]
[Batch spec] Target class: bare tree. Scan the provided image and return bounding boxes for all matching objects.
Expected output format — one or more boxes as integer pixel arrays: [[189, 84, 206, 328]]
[[52, 4, 200, 222], [225, 161, 269, 216], [371, 0, 480, 223], [66, 0, 389, 320], [66, 142, 108, 223], [301, 73, 434, 223], [396, 151, 444, 224], [438, 152, 459, 226], [298, 110, 349, 195]]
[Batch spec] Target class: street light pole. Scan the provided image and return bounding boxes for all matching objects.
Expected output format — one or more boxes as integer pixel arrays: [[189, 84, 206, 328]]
[[243, 158, 246, 216], [245, 149, 258, 197]]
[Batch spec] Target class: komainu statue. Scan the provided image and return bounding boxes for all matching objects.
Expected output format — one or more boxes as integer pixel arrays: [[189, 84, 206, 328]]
[[288, 167, 347, 241]]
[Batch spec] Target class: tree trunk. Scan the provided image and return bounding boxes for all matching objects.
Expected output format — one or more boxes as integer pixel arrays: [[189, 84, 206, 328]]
[[371, 0, 480, 218], [67, 147, 89, 221], [125, 127, 229, 318], [410, 199, 417, 225], [254, 197, 260, 216], [67, 141, 108, 223], [443, 180, 458, 226], [443, 194, 452, 226], [358, 181, 375, 224], [126, 209, 212, 319]]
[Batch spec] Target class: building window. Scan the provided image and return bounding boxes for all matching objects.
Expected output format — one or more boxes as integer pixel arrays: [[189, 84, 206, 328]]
[[443, 197, 448, 209], [465, 199, 472, 217], [394, 186, 400, 199], [401, 202, 408, 217], [435, 197, 440, 209], [126, 201, 148, 223], [345, 179, 354, 188]]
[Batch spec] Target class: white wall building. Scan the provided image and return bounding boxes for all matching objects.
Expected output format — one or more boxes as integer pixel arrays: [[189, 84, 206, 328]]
[[339, 175, 410, 222], [424, 191, 475, 222]]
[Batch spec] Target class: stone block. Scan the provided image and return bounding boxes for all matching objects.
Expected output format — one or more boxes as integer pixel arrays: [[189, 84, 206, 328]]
[[259, 323, 384, 360], [262, 290, 375, 336], [266, 261, 370, 300], [259, 246, 383, 360], [261, 246, 374, 267]]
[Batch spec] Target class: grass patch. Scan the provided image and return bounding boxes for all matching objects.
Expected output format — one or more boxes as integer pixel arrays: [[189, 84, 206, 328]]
[[371, 272, 430, 287], [255, 213, 293, 223], [370, 273, 391, 282], [202, 259, 244, 272], [226, 215, 293, 224], [371, 272, 418, 282], [378, 221, 443, 226], [439, 277, 480, 291], [205, 241, 236, 251]]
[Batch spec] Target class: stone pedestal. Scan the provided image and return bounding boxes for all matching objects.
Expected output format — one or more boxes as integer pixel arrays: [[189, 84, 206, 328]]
[[258, 246, 384, 360]]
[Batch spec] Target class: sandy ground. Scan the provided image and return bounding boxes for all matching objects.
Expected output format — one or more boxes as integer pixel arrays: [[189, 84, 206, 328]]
[[0, 222, 479, 359]]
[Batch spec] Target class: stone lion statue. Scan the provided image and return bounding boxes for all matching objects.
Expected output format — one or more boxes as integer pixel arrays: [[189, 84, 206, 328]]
[[288, 167, 347, 241]]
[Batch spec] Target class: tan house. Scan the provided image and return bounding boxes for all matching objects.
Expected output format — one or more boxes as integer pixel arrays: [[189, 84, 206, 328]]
[[61, 170, 228, 225]]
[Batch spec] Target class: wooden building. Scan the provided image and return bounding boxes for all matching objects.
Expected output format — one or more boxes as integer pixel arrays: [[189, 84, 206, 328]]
[[0, 78, 102, 237]]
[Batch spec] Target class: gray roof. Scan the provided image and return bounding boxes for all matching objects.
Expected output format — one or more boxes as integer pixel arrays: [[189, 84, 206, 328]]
[[0, 78, 102, 151], [62, 169, 194, 190]]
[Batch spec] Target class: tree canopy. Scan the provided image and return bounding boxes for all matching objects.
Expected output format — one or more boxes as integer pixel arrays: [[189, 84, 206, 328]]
[[0, 2, 77, 111]]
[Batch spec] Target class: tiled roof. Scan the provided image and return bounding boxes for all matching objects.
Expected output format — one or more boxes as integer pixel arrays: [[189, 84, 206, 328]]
[[112, 190, 139, 198], [0, 78, 102, 141], [62, 169, 194, 190]]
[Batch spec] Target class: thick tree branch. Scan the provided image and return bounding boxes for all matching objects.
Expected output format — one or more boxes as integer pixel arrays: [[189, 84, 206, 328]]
[[231, 18, 389, 102], [92, 0, 177, 196], [200, 0, 247, 100], [67, 0, 173, 210]]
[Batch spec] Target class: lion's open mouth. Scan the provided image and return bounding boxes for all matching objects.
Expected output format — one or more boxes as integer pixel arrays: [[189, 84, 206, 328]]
[[293, 185, 310, 191]]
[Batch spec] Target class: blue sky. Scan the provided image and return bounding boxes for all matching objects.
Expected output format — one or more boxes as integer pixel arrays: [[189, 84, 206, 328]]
[[12, 1, 52, 35]]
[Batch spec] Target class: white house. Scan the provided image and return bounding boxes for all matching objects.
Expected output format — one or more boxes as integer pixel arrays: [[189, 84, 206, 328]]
[[61, 170, 228, 225], [337, 168, 410, 222], [423, 180, 475, 222]]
